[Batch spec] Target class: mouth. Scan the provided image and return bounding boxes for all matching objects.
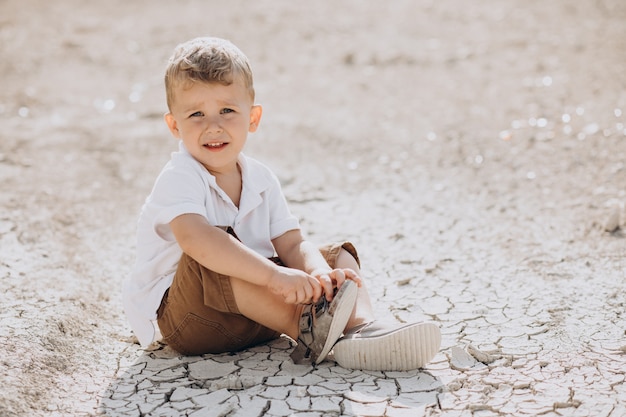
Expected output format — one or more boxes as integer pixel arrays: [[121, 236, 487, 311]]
[[203, 142, 228, 150]]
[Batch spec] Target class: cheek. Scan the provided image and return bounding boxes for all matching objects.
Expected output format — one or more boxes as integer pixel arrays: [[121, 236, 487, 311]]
[[181, 122, 203, 134], [225, 120, 249, 134]]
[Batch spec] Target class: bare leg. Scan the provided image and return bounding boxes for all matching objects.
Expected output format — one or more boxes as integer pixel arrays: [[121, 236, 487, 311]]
[[231, 247, 375, 339], [230, 277, 303, 339], [335, 248, 376, 329]]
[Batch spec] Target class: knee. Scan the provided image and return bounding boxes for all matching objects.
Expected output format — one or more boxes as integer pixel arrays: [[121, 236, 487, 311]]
[[337, 246, 361, 271]]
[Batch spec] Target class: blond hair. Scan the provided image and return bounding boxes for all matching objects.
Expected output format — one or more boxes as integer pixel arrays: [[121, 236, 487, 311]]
[[164, 37, 255, 110]]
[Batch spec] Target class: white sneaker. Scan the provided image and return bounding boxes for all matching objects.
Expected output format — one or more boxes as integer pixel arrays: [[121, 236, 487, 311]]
[[332, 321, 441, 371]]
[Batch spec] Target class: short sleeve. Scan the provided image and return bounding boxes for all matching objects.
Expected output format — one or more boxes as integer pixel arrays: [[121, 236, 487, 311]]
[[266, 170, 300, 239], [149, 161, 208, 240]]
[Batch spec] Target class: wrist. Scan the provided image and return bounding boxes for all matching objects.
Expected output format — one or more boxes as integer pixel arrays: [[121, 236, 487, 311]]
[[260, 259, 281, 287]]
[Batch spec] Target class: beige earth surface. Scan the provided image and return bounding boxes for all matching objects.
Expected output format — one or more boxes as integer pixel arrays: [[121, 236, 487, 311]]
[[1, 1, 625, 416]]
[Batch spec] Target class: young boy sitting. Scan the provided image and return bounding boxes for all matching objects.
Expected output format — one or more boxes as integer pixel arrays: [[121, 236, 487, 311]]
[[123, 37, 441, 371]]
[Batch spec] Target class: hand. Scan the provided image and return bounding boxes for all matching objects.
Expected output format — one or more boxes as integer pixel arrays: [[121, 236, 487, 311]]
[[266, 266, 322, 304], [312, 268, 362, 301]]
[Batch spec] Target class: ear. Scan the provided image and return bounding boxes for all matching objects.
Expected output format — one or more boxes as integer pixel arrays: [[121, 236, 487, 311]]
[[164, 112, 181, 138], [248, 105, 263, 133]]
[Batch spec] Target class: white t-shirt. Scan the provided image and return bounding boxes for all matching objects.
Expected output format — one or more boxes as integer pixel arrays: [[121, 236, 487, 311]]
[[123, 141, 300, 347]]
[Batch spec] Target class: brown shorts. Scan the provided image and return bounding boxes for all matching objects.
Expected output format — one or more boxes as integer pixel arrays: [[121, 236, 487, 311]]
[[156, 241, 360, 356]]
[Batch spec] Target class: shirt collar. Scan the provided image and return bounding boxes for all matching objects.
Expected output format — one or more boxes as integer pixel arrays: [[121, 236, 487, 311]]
[[177, 140, 272, 204]]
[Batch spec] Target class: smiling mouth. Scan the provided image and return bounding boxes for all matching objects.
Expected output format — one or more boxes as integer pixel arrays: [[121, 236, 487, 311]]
[[204, 142, 227, 149]]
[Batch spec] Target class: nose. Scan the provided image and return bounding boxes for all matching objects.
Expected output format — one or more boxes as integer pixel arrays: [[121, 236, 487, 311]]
[[203, 116, 223, 135]]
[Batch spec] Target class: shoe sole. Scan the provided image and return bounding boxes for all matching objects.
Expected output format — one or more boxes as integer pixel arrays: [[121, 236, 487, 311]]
[[332, 322, 441, 371], [314, 280, 359, 364]]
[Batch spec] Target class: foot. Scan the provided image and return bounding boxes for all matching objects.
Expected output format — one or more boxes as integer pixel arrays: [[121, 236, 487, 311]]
[[332, 321, 441, 371], [290, 280, 359, 365]]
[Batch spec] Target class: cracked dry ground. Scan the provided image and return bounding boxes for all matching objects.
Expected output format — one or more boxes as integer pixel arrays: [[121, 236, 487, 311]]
[[1, 0, 625, 416]]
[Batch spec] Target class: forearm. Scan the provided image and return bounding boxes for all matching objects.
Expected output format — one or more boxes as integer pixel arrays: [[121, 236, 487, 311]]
[[172, 215, 277, 286], [274, 231, 331, 275]]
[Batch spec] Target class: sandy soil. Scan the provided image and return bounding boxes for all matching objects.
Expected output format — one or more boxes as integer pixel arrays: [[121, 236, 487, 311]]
[[1, 0, 625, 415]]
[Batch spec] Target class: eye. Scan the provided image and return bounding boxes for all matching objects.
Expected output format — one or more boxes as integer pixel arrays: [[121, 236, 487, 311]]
[[221, 108, 235, 114], [189, 111, 204, 118]]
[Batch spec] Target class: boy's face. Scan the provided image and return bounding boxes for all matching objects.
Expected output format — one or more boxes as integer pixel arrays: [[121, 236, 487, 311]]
[[164, 78, 262, 176]]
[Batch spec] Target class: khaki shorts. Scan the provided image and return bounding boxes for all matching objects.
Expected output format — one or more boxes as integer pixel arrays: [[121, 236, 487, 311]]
[[156, 241, 360, 356]]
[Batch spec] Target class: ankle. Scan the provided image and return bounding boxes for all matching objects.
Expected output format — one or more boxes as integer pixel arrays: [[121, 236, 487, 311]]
[[287, 304, 305, 339], [346, 313, 375, 331]]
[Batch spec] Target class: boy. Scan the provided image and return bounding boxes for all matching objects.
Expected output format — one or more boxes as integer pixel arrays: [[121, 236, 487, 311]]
[[123, 37, 441, 371]]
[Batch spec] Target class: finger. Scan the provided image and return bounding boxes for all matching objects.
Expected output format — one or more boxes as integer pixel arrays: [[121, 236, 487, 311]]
[[335, 269, 346, 284], [294, 285, 309, 304], [317, 275, 334, 301], [298, 286, 309, 304], [331, 269, 346, 288], [306, 278, 321, 304], [343, 268, 362, 286], [310, 277, 324, 303], [304, 281, 315, 304]]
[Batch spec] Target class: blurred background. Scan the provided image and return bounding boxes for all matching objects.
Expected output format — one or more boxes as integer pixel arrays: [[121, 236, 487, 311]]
[[1, 1, 624, 415]]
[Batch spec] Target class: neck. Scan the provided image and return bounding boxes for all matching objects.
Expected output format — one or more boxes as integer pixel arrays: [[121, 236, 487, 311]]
[[213, 164, 242, 207]]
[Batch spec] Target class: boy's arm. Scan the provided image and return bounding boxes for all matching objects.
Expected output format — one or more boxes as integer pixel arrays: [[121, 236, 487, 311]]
[[170, 213, 322, 304], [272, 229, 332, 275], [273, 229, 362, 300]]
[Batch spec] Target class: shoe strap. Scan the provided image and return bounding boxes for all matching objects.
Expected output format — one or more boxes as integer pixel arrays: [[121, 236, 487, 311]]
[[290, 297, 329, 364]]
